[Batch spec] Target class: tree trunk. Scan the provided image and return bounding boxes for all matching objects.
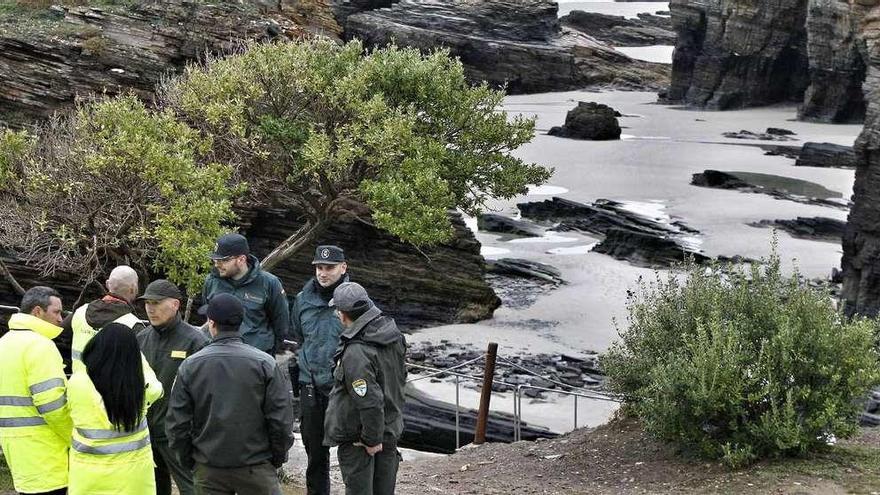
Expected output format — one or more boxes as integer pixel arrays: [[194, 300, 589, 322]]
[[260, 220, 328, 271], [184, 296, 194, 322], [0, 258, 25, 296]]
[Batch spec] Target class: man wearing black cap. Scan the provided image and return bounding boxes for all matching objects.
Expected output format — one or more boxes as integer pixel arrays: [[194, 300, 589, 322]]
[[289, 245, 348, 495], [167, 293, 295, 495], [202, 232, 290, 355], [323, 282, 407, 495], [136, 279, 210, 495]]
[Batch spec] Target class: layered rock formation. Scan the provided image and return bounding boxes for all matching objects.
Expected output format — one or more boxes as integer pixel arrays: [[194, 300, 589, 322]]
[[666, 0, 810, 109], [344, 0, 670, 94], [0, 205, 500, 330], [560, 10, 675, 47], [842, 1, 880, 317], [667, 0, 868, 122], [800, 0, 867, 122], [0, 0, 340, 127]]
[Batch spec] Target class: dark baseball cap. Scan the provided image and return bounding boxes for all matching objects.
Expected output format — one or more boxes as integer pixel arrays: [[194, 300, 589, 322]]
[[210, 233, 250, 260], [312, 245, 345, 265], [198, 293, 244, 326], [137, 279, 183, 301], [329, 282, 374, 312]]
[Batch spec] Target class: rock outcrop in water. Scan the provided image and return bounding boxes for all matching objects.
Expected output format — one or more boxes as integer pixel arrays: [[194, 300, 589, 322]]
[[0, 0, 340, 127], [344, 0, 670, 94], [548, 102, 622, 141]]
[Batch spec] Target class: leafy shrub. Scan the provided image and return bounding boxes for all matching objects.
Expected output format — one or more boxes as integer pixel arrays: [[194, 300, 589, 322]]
[[603, 247, 880, 467]]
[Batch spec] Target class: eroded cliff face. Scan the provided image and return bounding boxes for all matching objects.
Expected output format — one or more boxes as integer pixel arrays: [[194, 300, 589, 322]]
[[0, 0, 341, 127], [800, 0, 867, 123], [667, 0, 810, 109], [842, 1, 880, 317]]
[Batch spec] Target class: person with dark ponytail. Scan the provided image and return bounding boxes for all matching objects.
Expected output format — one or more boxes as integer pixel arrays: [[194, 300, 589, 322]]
[[67, 322, 163, 495]]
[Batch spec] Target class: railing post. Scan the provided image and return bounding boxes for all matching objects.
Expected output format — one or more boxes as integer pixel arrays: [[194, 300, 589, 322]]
[[455, 374, 460, 450], [474, 342, 498, 445]]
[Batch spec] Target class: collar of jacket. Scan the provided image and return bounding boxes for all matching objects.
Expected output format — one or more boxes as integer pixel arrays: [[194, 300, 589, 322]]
[[341, 306, 382, 340], [152, 313, 182, 335], [8, 313, 63, 339], [211, 331, 242, 343]]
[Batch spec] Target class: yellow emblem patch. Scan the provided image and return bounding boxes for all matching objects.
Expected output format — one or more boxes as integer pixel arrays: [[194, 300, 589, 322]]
[[170, 350, 187, 359], [352, 379, 367, 397]]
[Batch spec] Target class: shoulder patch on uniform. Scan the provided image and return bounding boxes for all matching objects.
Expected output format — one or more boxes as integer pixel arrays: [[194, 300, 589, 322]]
[[352, 379, 367, 397], [171, 350, 187, 359]]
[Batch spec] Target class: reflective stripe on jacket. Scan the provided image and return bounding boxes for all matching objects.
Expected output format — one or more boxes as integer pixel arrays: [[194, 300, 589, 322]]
[[70, 304, 164, 400], [67, 370, 160, 495], [0, 313, 72, 493]]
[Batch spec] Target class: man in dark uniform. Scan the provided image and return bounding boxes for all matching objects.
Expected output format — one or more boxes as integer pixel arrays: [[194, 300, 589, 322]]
[[289, 245, 348, 495], [323, 283, 407, 495], [166, 293, 295, 495], [202, 233, 289, 354], [136, 279, 210, 495]]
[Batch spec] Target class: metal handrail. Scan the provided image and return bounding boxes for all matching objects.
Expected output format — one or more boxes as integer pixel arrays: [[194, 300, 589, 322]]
[[405, 356, 621, 449]]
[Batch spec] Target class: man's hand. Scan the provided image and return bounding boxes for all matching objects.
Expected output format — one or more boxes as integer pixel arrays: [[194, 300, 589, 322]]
[[355, 441, 384, 456]]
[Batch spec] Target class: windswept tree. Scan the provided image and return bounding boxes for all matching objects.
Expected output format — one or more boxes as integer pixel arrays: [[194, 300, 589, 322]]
[[0, 96, 239, 304], [161, 39, 551, 269]]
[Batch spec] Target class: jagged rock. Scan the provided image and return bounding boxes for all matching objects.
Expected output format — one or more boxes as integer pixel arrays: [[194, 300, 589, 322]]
[[327, 0, 394, 23], [760, 145, 801, 159], [794, 142, 857, 169], [667, 0, 810, 109], [560, 10, 675, 47], [517, 197, 705, 267], [722, 129, 798, 142], [593, 228, 708, 267], [766, 127, 796, 136], [800, 0, 867, 123], [749, 217, 846, 242], [842, 3, 880, 318], [0, 0, 341, 127], [478, 214, 543, 237], [691, 170, 850, 210], [344, 0, 669, 94], [548, 102, 622, 141], [487, 259, 563, 286]]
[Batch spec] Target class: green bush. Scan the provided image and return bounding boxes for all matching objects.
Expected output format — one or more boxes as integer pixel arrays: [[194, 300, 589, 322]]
[[603, 247, 880, 467]]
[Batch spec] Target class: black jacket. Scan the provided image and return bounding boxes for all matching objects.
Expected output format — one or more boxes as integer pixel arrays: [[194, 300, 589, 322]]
[[137, 314, 210, 442], [166, 331, 295, 469], [323, 306, 407, 447], [58, 294, 145, 375]]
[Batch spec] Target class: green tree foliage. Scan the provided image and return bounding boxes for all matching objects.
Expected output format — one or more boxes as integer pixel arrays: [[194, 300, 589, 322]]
[[603, 248, 880, 468], [0, 96, 239, 296], [161, 39, 550, 269]]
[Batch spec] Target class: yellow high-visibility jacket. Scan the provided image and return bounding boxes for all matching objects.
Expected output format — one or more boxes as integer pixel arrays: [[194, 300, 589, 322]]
[[0, 313, 72, 493], [70, 304, 163, 399], [67, 368, 162, 495]]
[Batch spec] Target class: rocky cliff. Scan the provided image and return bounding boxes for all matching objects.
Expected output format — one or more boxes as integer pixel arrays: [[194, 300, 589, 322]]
[[0, 0, 340, 127], [668, 0, 868, 122], [842, 1, 880, 317], [344, 0, 670, 94], [666, 0, 810, 109], [800, 0, 867, 122]]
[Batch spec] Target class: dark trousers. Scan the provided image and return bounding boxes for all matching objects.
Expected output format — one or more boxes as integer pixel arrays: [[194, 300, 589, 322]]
[[337, 442, 401, 495], [20, 490, 66, 495], [300, 384, 330, 495], [193, 462, 280, 495], [154, 438, 196, 495]]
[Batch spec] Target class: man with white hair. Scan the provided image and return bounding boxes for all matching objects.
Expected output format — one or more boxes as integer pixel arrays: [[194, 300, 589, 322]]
[[59, 265, 148, 374]]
